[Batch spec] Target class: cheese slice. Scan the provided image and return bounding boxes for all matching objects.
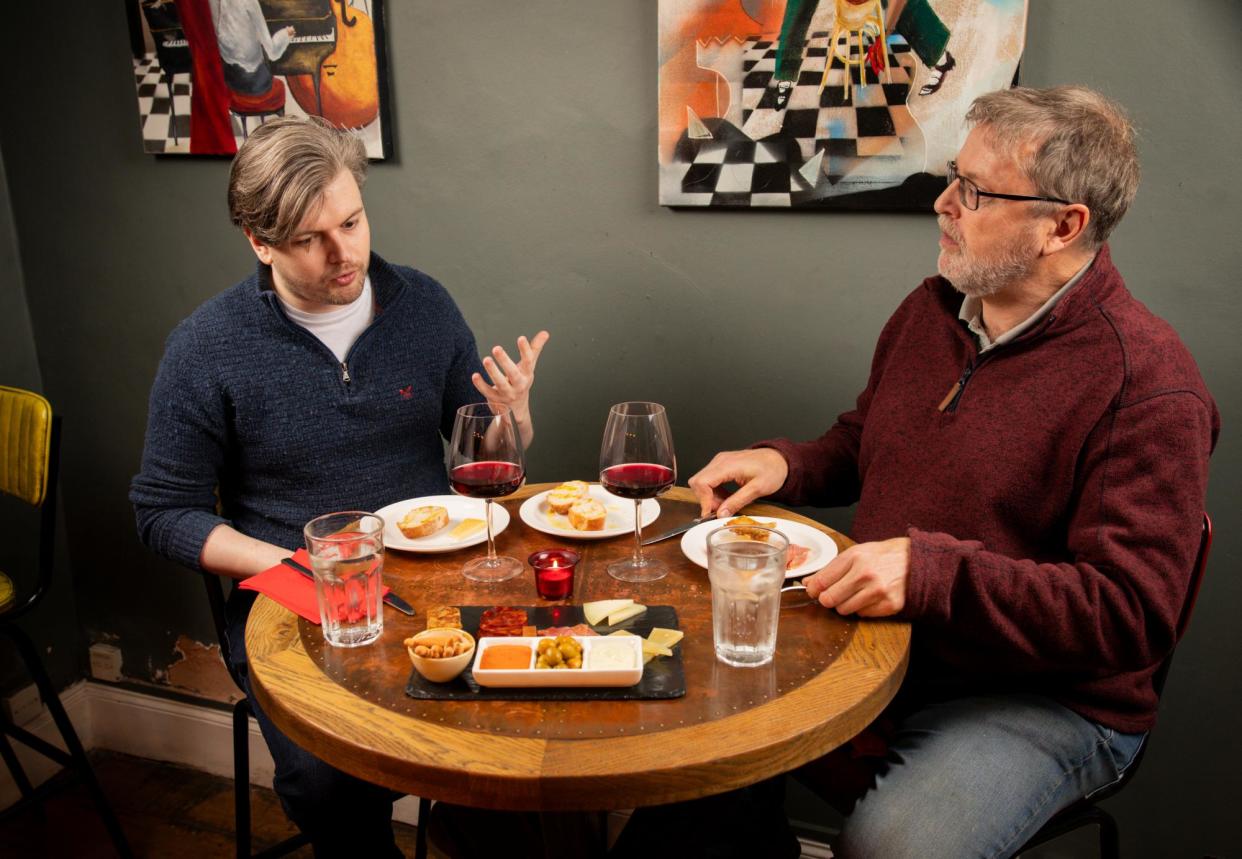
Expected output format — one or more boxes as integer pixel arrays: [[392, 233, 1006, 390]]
[[448, 518, 486, 540], [647, 628, 684, 650], [584, 599, 634, 625], [607, 630, 637, 636], [606, 603, 647, 626], [640, 639, 673, 658]]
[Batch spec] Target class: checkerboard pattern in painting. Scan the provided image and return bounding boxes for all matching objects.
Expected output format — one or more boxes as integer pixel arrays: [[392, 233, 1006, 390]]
[[673, 32, 918, 206], [133, 54, 195, 154]]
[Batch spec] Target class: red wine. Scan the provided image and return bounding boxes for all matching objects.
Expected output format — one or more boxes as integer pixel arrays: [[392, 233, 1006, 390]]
[[450, 461, 524, 498], [600, 463, 675, 500]]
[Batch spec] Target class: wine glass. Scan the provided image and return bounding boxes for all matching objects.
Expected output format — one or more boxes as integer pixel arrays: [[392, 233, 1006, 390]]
[[599, 401, 676, 582], [448, 402, 526, 582]]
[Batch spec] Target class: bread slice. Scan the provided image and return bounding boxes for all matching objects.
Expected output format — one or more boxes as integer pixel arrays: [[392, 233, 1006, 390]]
[[568, 498, 607, 531], [398, 505, 449, 539], [727, 515, 777, 541], [547, 481, 590, 514]]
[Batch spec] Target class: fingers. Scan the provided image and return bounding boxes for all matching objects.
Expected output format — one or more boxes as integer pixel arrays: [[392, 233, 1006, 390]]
[[687, 454, 736, 518], [489, 346, 521, 384], [716, 483, 767, 520], [524, 330, 550, 366], [803, 549, 851, 599]]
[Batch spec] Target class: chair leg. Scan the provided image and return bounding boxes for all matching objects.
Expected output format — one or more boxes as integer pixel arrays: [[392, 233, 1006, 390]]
[[4, 625, 132, 857], [0, 730, 35, 799], [234, 700, 252, 859], [415, 796, 431, 859], [1099, 809, 1120, 859]]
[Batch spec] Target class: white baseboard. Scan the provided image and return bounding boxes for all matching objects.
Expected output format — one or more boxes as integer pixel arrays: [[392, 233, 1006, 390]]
[[0, 681, 423, 827]]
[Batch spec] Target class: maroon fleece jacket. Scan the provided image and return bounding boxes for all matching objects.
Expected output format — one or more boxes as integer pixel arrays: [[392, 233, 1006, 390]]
[[759, 246, 1219, 732]]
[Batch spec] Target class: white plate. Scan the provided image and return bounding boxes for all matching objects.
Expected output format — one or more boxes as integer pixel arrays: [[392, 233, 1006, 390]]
[[518, 484, 661, 540], [374, 495, 510, 553], [471, 635, 644, 687], [679, 516, 839, 580]]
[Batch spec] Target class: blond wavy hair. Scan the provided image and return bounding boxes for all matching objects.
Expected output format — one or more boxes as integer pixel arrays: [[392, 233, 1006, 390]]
[[227, 117, 367, 246]]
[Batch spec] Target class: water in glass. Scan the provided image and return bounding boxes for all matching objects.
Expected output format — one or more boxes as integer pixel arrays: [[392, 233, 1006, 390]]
[[305, 512, 384, 647], [708, 527, 787, 667]]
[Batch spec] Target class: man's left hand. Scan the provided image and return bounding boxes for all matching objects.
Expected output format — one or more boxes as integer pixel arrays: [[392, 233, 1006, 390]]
[[803, 537, 910, 617], [473, 330, 550, 428]]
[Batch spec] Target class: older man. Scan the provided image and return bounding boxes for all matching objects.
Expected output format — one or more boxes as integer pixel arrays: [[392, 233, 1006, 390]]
[[621, 86, 1218, 858], [132, 116, 548, 855]]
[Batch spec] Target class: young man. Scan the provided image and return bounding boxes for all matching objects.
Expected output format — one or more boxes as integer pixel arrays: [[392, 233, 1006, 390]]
[[652, 86, 1219, 858], [131, 116, 548, 855]]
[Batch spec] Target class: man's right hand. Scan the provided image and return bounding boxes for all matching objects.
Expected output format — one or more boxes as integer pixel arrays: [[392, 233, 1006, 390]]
[[687, 448, 789, 519]]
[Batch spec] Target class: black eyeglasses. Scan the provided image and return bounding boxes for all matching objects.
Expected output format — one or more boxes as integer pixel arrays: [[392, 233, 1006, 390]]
[[946, 161, 1072, 210]]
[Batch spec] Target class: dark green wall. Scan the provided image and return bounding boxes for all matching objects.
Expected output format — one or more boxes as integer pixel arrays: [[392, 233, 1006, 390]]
[[0, 2, 1237, 855]]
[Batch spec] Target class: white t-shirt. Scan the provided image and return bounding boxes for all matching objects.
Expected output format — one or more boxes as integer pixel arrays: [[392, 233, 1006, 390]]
[[279, 276, 375, 364]]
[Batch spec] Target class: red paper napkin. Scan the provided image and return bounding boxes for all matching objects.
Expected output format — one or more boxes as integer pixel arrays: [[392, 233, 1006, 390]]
[[239, 548, 389, 624]]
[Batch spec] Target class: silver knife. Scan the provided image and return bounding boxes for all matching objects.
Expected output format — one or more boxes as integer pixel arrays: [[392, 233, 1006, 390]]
[[281, 557, 416, 616], [640, 515, 715, 546]]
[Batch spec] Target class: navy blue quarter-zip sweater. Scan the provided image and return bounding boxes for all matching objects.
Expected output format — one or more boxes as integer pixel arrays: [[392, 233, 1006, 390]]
[[131, 253, 485, 570]]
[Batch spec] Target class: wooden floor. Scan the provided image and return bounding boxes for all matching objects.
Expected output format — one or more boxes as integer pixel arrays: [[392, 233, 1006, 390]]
[[0, 751, 440, 857]]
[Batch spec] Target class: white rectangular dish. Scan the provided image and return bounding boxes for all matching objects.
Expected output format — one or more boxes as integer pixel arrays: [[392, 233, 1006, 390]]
[[471, 636, 644, 688]]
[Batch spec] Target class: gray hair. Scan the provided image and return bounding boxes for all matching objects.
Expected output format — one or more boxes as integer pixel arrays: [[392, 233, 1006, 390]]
[[966, 86, 1140, 246], [227, 116, 368, 246]]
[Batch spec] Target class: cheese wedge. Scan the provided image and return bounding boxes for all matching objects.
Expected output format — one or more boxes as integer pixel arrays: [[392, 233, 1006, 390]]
[[607, 630, 637, 636], [640, 639, 673, 658], [606, 603, 647, 626], [584, 599, 634, 625], [448, 518, 486, 540], [608, 629, 653, 663], [647, 628, 684, 650]]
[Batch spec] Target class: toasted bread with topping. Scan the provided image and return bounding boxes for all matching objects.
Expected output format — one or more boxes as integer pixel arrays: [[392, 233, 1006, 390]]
[[398, 505, 449, 539], [568, 498, 607, 531]]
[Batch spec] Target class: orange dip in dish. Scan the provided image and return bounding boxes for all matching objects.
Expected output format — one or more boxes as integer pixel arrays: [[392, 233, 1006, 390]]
[[479, 644, 533, 670]]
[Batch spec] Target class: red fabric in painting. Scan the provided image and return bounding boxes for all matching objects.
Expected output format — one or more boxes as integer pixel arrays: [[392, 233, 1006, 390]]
[[175, 0, 236, 155]]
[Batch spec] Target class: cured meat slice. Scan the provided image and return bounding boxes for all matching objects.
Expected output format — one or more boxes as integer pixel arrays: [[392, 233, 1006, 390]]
[[786, 543, 811, 569], [537, 623, 599, 637]]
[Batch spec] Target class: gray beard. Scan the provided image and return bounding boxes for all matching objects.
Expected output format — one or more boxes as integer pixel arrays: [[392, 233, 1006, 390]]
[[938, 218, 1039, 298], [941, 252, 1034, 298]]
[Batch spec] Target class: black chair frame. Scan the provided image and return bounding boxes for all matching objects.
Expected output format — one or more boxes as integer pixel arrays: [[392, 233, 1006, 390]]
[[0, 416, 133, 857]]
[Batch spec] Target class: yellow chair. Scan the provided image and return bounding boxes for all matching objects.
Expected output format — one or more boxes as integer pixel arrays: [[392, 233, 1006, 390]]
[[821, 0, 891, 104], [0, 386, 131, 856]]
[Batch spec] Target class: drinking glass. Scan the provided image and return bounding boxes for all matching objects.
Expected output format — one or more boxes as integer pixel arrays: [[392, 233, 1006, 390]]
[[599, 401, 676, 582], [304, 512, 385, 648], [707, 525, 788, 667], [448, 402, 526, 582]]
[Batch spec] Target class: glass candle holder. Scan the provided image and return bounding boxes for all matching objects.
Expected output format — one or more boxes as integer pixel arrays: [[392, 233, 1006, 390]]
[[529, 549, 580, 601]]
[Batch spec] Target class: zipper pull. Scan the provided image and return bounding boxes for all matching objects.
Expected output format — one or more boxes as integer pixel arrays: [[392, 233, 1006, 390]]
[[938, 363, 973, 412], [340, 362, 351, 385]]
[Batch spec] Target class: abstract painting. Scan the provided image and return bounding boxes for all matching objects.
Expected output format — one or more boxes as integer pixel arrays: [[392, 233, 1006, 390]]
[[127, 0, 393, 157], [658, 0, 1028, 209]]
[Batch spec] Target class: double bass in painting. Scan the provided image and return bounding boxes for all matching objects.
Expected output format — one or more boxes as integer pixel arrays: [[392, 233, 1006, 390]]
[[274, 0, 380, 129]]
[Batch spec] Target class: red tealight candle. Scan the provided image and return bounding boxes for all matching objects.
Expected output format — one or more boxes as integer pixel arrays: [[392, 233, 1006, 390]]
[[530, 549, 580, 601]]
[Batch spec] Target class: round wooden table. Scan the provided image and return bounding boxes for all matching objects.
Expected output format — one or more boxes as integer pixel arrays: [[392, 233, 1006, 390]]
[[245, 485, 910, 813]]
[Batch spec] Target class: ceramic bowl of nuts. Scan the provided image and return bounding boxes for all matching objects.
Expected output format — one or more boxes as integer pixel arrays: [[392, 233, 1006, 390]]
[[404, 628, 476, 683]]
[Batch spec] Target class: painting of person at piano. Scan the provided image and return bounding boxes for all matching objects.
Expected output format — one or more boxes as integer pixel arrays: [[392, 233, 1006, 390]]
[[131, 0, 392, 158]]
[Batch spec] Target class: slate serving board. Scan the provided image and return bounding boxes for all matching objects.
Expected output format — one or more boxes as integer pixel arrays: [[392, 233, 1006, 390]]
[[405, 605, 686, 701]]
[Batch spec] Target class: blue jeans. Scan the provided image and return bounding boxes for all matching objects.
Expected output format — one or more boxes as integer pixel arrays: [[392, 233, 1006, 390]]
[[225, 588, 403, 858], [833, 693, 1146, 859]]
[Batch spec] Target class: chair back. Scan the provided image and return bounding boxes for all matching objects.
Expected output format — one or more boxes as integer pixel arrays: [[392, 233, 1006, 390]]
[[201, 570, 247, 690], [0, 386, 61, 621], [0, 386, 54, 507]]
